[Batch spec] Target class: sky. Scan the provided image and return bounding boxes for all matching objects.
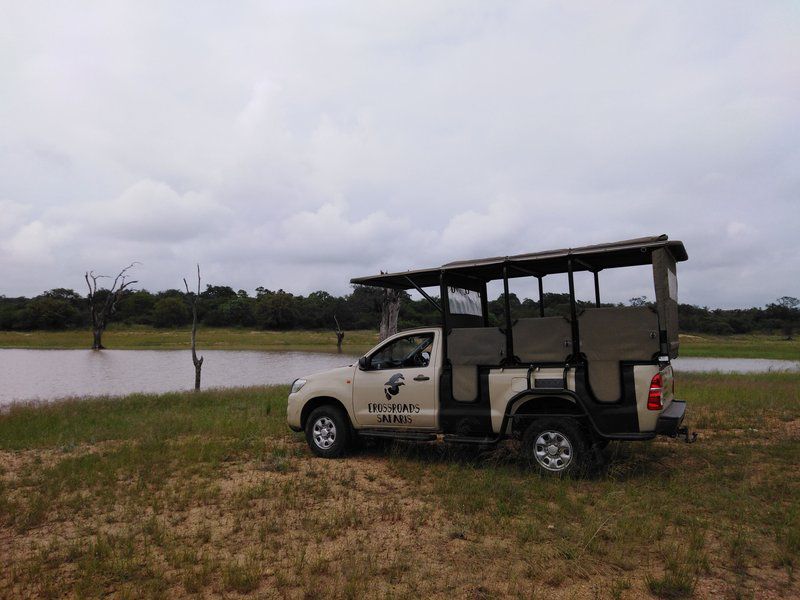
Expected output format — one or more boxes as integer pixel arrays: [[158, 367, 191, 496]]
[[1, 1, 798, 308]]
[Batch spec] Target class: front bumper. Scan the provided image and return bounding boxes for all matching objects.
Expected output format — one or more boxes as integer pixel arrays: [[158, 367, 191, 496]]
[[286, 393, 303, 431], [655, 400, 686, 437]]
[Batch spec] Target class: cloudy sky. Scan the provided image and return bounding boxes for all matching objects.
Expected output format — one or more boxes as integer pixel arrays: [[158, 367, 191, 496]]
[[1, 1, 798, 308]]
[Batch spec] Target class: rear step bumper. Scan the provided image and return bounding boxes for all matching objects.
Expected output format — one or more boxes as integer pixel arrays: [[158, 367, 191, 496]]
[[655, 400, 686, 437]]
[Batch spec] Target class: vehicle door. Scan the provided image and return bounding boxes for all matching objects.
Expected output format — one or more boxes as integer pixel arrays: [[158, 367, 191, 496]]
[[352, 331, 438, 429]]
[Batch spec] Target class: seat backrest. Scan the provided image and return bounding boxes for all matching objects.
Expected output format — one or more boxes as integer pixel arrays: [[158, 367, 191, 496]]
[[578, 307, 660, 361], [447, 327, 505, 402], [447, 327, 506, 366], [513, 317, 572, 363], [578, 307, 660, 402]]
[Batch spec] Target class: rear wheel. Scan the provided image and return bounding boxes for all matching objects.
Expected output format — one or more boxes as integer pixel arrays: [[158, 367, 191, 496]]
[[305, 405, 351, 458], [522, 418, 591, 476]]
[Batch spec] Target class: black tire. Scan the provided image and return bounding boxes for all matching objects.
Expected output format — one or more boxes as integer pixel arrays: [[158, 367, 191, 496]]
[[305, 405, 351, 458], [521, 417, 592, 477]]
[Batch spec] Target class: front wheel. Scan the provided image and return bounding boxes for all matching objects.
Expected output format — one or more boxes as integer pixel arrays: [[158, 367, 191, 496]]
[[521, 418, 591, 476], [305, 406, 351, 458]]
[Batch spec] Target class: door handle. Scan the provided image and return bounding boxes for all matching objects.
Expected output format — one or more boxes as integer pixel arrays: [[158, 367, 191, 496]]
[[413, 375, 430, 381]]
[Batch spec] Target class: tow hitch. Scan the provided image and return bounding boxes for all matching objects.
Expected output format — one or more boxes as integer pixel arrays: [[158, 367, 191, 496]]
[[676, 426, 697, 444]]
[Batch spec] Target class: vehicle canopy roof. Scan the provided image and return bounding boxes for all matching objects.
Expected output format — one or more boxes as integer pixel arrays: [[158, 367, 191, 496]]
[[351, 234, 688, 290]]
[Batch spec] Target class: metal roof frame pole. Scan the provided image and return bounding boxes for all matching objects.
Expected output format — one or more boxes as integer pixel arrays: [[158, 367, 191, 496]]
[[567, 258, 580, 358], [404, 276, 442, 314], [502, 263, 514, 362], [538, 276, 544, 318], [439, 270, 449, 361], [481, 280, 489, 326], [593, 271, 601, 308]]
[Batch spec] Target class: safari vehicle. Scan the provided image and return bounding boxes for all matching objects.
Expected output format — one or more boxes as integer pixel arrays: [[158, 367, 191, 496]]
[[287, 235, 693, 475]]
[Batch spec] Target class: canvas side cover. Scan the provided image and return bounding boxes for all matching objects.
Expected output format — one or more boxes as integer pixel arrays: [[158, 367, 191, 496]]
[[652, 248, 680, 358]]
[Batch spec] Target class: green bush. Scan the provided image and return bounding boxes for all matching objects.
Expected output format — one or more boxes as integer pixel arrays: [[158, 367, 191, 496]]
[[152, 297, 190, 328]]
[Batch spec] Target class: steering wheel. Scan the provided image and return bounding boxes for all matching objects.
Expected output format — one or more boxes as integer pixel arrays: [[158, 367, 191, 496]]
[[402, 338, 431, 367]]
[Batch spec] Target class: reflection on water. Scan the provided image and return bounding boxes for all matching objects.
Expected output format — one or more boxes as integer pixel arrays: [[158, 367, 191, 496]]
[[1, 350, 797, 407], [0, 349, 357, 406], [671, 357, 800, 373]]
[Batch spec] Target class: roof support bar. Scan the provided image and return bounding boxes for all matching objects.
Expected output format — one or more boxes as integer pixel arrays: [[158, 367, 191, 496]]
[[567, 258, 580, 357], [593, 271, 601, 308], [404, 276, 442, 314], [439, 271, 449, 359], [538, 276, 544, 318], [502, 263, 514, 362]]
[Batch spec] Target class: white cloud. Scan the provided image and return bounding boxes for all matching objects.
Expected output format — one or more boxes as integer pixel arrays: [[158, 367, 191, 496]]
[[726, 222, 751, 238], [438, 199, 530, 259], [279, 203, 409, 263], [0, 1, 798, 307], [1, 220, 75, 266], [84, 179, 231, 242], [0, 201, 30, 233]]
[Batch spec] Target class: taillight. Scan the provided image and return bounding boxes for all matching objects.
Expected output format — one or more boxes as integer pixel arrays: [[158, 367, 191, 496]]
[[647, 373, 663, 410]]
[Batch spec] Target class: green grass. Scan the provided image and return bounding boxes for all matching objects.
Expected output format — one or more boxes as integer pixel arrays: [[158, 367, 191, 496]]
[[0, 325, 377, 352], [679, 332, 800, 360], [1, 374, 799, 597]]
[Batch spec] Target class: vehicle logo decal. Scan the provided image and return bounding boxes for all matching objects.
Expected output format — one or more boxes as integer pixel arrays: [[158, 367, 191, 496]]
[[384, 373, 405, 400]]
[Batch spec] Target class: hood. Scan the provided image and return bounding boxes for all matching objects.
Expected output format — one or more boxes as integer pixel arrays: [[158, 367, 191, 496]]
[[302, 364, 355, 381]]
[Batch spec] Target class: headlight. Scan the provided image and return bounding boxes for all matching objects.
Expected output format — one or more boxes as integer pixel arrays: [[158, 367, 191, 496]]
[[290, 379, 307, 394]]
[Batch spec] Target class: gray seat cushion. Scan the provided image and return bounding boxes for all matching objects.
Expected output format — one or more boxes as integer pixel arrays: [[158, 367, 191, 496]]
[[586, 361, 622, 403], [452, 365, 479, 402]]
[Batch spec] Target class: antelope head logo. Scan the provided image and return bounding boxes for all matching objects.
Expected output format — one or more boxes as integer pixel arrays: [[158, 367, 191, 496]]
[[384, 373, 405, 400]]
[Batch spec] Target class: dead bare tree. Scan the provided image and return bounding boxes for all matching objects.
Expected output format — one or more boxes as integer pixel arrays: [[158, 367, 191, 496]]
[[84, 263, 138, 350], [183, 264, 204, 391], [379, 276, 401, 342], [334, 314, 345, 352]]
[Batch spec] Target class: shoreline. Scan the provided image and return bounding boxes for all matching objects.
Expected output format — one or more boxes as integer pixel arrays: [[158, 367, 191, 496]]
[[1, 328, 798, 359]]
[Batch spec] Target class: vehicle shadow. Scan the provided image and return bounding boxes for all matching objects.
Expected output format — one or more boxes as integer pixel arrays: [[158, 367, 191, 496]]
[[352, 436, 678, 481]]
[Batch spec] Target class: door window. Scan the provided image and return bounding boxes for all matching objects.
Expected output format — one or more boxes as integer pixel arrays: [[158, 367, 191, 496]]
[[369, 334, 433, 370]]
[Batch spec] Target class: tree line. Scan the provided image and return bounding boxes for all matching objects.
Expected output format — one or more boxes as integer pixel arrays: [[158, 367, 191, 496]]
[[0, 285, 797, 338]]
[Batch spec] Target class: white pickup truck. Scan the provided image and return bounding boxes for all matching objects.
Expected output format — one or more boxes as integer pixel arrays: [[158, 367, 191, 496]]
[[288, 235, 692, 475]]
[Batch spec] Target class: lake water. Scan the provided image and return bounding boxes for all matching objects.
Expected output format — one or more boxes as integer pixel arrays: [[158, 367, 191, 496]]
[[0, 350, 797, 407], [0, 349, 357, 407], [671, 357, 800, 373]]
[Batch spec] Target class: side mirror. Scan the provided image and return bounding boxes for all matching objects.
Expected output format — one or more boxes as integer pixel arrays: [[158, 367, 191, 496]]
[[358, 356, 369, 370]]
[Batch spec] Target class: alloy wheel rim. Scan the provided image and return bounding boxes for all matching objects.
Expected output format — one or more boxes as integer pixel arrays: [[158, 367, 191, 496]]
[[533, 430, 573, 471], [312, 417, 337, 449]]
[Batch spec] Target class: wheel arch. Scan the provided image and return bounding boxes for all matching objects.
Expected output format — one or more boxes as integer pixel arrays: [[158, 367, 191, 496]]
[[300, 396, 352, 430], [504, 392, 589, 436]]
